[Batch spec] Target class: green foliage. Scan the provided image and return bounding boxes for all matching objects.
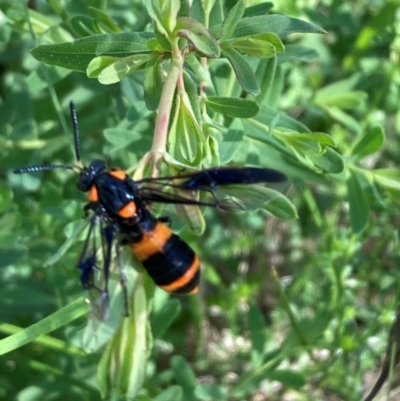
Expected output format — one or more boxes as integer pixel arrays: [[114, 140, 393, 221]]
[[1, 0, 400, 400]]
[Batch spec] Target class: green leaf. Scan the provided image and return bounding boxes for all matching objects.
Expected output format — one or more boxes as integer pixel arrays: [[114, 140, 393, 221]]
[[307, 147, 344, 174], [323, 106, 361, 133], [71, 16, 103, 36], [88, 6, 122, 33], [248, 304, 266, 367], [262, 190, 298, 220], [151, 299, 181, 339], [144, 0, 168, 37], [266, 370, 306, 388], [159, 1, 181, 33], [252, 105, 311, 134], [211, 14, 325, 40], [372, 169, 400, 200], [0, 298, 89, 355], [171, 355, 197, 401], [220, 1, 245, 42], [219, 119, 244, 163], [221, 47, 260, 96], [277, 44, 320, 64], [347, 170, 369, 233], [206, 97, 260, 118], [86, 55, 119, 78], [0, 182, 13, 212], [243, 2, 274, 17], [98, 285, 148, 399], [168, 94, 204, 166], [174, 17, 220, 57], [276, 132, 337, 149], [183, 70, 202, 123], [144, 55, 164, 111], [31, 32, 154, 72], [255, 56, 277, 103], [231, 32, 285, 59], [351, 126, 385, 161], [154, 386, 183, 401], [97, 54, 151, 84], [314, 89, 367, 110], [194, 384, 228, 400], [226, 186, 297, 220]]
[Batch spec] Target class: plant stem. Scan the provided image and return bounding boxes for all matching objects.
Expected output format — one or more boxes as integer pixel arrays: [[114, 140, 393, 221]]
[[150, 41, 183, 162]]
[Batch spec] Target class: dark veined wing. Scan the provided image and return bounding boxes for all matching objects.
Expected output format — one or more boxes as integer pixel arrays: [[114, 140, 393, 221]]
[[77, 215, 129, 352], [136, 167, 288, 211], [76, 214, 111, 323]]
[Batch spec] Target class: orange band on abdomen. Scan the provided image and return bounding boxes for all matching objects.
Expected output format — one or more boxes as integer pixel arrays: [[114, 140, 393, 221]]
[[160, 256, 200, 292], [130, 222, 173, 261]]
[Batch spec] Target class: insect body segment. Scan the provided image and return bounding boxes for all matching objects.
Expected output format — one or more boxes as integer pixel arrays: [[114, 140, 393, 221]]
[[123, 214, 200, 294]]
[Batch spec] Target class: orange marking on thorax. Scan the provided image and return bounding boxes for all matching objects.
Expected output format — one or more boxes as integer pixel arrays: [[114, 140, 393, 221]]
[[160, 256, 200, 292], [130, 222, 172, 261], [88, 185, 98, 202], [109, 169, 126, 180], [118, 201, 137, 218]]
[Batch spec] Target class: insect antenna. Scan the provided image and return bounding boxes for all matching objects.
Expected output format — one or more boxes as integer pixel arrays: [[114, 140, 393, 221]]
[[14, 101, 83, 175], [69, 101, 82, 165]]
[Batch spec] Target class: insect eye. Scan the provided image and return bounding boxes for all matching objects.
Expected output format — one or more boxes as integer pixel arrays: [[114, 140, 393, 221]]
[[77, 170, 92, 192]]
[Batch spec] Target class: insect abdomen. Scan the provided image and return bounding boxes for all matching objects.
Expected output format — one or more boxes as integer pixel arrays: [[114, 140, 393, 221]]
[[130, 221, 200, 294]]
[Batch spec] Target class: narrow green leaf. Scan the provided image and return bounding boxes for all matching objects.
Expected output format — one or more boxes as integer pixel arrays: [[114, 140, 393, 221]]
[[248, 305, 266, 367], [276, 132, 337, 148], [31, 32, 154, 72], [98, 54, 151, 84], [255, 56, 277, 103], [144, 0, 168, 37], [262, 190, 298, 220], [307, 147, 344, 174], [144, 56, 164, 111], [220, 1, 245, 42], [154, 386, 183, 401], [243, 2, 274, 17], [195, 384, 228, 400], [0, 298, 90, 355], [71, 16, 102, 36], [206, 97, 260, 118], [183, 70, 202, 123], [372, 169, 400, 193], [88, 6, 122, 33], [219, 119, 244, 163], [171, 355, 197, 401], [267, 370, 306, 388], [0, 323, 87, 357], [86, 55, 119, 78], [159, 1, 181, 33], [324, 106, 361, 133], [211, 14, 325, 39], [221, 47, 260, 96], [99, 285, 148, 399], [315, 90, 367, 110], [0, 182, 13, 212], [151, 299, 181, 339], [277, 44, 319, 64], [232, 32, 285, 59], [351, 126, 385, 161], [347, 170, 369, 233], [175, 17, 220, 57]]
